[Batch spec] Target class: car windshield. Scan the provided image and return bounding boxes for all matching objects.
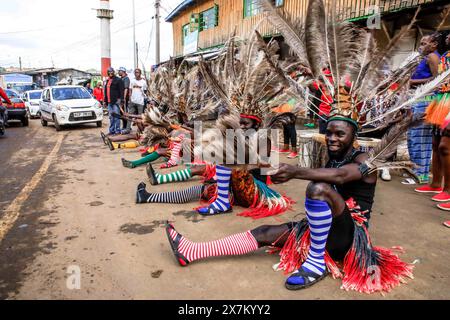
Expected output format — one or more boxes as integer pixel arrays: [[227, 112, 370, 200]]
[[29, 91, 42, 99], [12, 84, 35, 93], [52, 87, 92, 101]]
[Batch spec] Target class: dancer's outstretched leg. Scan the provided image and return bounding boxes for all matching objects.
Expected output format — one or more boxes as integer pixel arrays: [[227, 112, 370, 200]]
[[136, 182, 204, 204], [160, 140, 182, 169], [165, 221, 293, 266], [197, 165, 232, 215], [147, 163, 206, 185], [122, 149, 166, 169]]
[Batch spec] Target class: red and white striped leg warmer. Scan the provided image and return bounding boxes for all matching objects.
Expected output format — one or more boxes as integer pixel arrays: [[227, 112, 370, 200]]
[[168, 228, 259, 263], [161, 141, 182, 168]]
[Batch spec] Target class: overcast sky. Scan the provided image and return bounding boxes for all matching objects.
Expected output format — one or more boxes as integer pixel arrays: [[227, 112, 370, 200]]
[[0, 0, 181, 71]]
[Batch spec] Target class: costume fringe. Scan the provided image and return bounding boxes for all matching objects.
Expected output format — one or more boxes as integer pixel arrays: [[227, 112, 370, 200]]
[[237, 178, 294, 219], [274, 213, 413, 294], [425, 93, 450, 126], [201, 164, 217, 183], [274, 219, 342, 279], [340, 215, 414, 294]]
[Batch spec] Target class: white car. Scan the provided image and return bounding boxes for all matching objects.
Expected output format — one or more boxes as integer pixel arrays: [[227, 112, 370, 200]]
[[22, 90, 43, 118], [39, 85, 103, 131]]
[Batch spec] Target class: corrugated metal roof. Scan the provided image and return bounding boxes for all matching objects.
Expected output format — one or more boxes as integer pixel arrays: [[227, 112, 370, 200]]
[[165, 0, 207, 22]]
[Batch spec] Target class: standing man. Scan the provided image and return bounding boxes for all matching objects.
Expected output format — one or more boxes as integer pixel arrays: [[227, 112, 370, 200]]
[[118, 67, 130, 133], [126, 68, 148, 132], [103, 67, 124, 136], [85, 82, 93, 95], [403, 34, 441, 185]]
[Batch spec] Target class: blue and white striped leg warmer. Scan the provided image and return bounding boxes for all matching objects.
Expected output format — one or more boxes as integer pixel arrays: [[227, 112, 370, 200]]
[[286, 198, 332, 286], [197, 165, 232, 214]]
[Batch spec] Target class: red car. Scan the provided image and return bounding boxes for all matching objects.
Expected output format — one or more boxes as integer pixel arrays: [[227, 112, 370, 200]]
[[2, 89, 29, 126]]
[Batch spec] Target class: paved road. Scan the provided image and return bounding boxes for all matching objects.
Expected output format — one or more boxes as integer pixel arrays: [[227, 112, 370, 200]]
[[0, 119, 449, 299]]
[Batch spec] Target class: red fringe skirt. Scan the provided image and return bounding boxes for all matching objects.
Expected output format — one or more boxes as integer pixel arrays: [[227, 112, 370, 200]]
[[273, 207, 414, 294]]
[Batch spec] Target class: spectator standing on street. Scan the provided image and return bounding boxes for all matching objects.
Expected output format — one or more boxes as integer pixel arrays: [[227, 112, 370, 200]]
[[118, 67, 130, 133], [403, 34, 441, 185], [126, 68, 148, 131], [103, 67, 124, 136], [93, 82, 104, 103], [85, 82, 93, 95]]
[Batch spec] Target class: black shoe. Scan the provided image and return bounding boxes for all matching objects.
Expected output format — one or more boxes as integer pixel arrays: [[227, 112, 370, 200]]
[[122, 158, 135, 169], [106, 136, 115, 151], [100, 132, 107, 145], [146, 163, 159, 186], [136, 182, 149, 203]]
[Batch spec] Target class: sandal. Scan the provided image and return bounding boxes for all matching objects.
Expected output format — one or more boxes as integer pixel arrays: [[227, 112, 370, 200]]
[[100, 132, 108, 145], [165, 222, 190, 267], [105, 136, 115, 151], [197, 205, 232, 216], [285, 268, 329, 291], [146, 163, 159, 186], [401, 178, 417, 185], [121, 158, 135, 169]]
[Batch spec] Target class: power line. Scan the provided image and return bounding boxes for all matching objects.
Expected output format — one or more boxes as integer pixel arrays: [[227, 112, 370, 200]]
[[0, 18, 93, 35], [145, 19, 155, 63]]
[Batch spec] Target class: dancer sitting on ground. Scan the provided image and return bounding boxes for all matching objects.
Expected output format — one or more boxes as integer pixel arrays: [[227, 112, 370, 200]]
[[164, 117, 413, 293], [119, 106, 190, 169]]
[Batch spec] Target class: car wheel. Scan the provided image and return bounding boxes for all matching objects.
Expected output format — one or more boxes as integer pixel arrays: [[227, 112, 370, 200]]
[[36, 111, 41, 118], [96, 120, 102, 128], [22, 116, 29, 127], [41, 116, 48, 127], [53, 115, 62, 131]]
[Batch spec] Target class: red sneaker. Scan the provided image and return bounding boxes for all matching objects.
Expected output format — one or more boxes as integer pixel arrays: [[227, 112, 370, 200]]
[[277, 148, 290, 154], [432, 192, 450, 202], [287, 152, 299, 159], [414, 186, 443, 194], [437, 203, 450, 211], [443, 221, 450, 228]]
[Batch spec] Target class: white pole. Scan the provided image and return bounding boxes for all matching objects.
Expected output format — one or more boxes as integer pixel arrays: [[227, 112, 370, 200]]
[[133, 0, 137, 69], [155, 0, 160, 65]]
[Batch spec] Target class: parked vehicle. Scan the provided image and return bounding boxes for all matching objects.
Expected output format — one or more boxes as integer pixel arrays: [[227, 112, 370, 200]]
[[39, 85, 103, 131], [0, 74, 38, 94], [3, 89, 28, 126], [22, 90, 43, 118]]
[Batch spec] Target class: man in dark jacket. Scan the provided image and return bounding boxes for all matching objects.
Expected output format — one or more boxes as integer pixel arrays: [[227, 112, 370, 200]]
[[103, 67, 124, 135]]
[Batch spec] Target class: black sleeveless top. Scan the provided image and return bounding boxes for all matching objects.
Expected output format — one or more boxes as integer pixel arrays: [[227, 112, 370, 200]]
[[326, 149, 377, 219]]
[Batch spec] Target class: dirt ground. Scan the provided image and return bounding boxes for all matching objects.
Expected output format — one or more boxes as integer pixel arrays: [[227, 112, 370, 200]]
[[0, 119, 449, 300]]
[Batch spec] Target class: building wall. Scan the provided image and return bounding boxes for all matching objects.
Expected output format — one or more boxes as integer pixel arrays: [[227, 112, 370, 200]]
[[170, 0, 438, 57]]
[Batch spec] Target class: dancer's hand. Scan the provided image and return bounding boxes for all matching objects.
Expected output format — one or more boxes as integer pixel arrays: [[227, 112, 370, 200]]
[[266, 163, 298, 184]]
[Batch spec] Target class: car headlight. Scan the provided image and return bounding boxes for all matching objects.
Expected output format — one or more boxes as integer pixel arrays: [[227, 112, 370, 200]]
[[94, 101, 102, 109], [56, 105, 69, 111]]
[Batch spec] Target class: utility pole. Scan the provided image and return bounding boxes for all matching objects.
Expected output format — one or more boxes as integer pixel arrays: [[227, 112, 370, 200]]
[[135, 43, 139, 68], [19, 57, 22, 71], [133, 0, 137, 69], [97, 0, 114, 79], [155, 0, 160, 65]]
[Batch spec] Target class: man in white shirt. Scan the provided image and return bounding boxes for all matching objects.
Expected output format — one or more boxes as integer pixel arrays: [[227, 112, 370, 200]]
[[126, 68, 148, 131]]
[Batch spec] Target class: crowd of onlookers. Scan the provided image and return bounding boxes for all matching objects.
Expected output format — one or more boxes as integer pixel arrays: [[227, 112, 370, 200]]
[[88, 66, 148, 136]]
